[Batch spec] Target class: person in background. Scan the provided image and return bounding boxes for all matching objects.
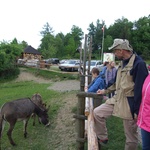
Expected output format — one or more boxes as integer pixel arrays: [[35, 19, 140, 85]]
[[85, 67, 105, 93], [105, 61, 117, 98], [93, 38, 148, 150], [137, 74, 150, 150], [100, 61, 109, 87]]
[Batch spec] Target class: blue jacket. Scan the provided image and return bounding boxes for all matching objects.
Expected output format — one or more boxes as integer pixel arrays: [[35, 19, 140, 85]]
[[88, 75, 105, 93], [100, 66, 107, 78]]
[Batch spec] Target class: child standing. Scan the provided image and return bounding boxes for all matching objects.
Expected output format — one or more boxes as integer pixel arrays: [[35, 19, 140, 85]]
[[86, 67, 105, 93]]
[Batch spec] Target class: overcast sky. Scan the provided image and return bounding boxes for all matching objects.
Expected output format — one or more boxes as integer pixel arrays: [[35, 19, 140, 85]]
[[0, 0, 149, 48]]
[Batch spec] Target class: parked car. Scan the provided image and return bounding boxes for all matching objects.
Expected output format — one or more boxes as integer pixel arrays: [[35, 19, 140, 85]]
[[45, 58, 59, 64], [24, 59, 39, 67], [80, 60, 103, 73], [51, 58, 59, 64], [17, 59, 26, 65], [59, 59, 68, 64], [59, 59, 80, 71]]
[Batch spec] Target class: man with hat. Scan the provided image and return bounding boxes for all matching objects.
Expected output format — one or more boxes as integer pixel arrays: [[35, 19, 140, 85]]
[[93, 39, 148, 149]]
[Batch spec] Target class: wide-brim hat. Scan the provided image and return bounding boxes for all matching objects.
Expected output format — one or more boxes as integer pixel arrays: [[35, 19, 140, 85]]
[[108, 39, 133, 51]]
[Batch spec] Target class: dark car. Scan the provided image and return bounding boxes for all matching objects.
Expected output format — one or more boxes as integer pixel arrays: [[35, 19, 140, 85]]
[[51, 58, 59, 64], [45, 58, 59, 64]]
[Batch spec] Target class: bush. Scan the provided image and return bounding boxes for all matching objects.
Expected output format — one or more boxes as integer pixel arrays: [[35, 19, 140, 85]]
[[0, 66, 20, 80]]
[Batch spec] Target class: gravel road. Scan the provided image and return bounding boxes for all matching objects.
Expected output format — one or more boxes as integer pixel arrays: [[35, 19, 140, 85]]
[[15, 70, 80, 92]]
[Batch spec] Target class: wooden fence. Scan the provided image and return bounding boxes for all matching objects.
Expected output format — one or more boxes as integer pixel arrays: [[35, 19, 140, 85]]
[[75, 92, 103, 150]]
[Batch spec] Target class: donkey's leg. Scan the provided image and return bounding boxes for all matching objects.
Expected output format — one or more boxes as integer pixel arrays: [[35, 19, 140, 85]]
[[23, 118, 29, 138], [7, 120, 17, 146], [32, 113, 36, 126], [38, 116, 41, 124]]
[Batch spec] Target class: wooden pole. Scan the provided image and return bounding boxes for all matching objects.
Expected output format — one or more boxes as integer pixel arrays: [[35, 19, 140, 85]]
[[77, 92, 103, 99], [83, 34, 88, 75], [76, 96, 86, 150], [76, 35, 88, 150], [101, 25, 105, 62], [88, 98, 99, 150], [88, 35, 92, 79], [79, 43, 82, 75], [93, 98, 102, 109], [76, 92, 103, 150]]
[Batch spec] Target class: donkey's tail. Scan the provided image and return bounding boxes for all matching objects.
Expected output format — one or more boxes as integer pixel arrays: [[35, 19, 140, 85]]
[[0, 112, 5, 138]]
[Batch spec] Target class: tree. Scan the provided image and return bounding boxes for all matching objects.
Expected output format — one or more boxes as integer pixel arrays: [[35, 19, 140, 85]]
[[63, 33, 75, 58], [71, 25, 84, 48], [39, 34, 56, 58], [39, 23, 56, 58], [131, 16, 150, 59], [87, 19, 105, 58], [0, 41, 23, 79], [107, 17, 133, 40], [55, 33, 65, 58], [40, 22, 54, 37]]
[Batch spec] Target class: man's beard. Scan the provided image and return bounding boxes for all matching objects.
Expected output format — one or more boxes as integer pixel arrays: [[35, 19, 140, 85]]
[[115, 56, 124, 60]]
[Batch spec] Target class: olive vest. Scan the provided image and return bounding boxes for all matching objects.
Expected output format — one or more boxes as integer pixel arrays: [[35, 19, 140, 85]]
[[105, 54, 136, 120]]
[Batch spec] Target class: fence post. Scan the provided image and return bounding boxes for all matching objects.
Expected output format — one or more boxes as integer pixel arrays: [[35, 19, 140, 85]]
[[93, 98, 103, 109], [76, 96, 86, 150], [76, 92, 103, 150]]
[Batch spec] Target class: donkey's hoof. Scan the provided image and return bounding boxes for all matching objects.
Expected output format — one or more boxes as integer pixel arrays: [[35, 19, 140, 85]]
[[24, 133, 27, 138], [11, 142, 16, 146]]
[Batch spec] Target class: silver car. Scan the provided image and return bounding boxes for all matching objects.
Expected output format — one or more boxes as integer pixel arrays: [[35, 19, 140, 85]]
[[81, 60, 103, 73], [59, 59, 80, 71]]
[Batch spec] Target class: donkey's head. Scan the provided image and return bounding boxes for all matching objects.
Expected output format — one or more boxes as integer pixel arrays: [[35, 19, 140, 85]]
[[38, 109, 50, 126]]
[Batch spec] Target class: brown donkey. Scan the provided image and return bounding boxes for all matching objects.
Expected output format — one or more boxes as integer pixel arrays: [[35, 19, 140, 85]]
[[0, 98, 49, 148]]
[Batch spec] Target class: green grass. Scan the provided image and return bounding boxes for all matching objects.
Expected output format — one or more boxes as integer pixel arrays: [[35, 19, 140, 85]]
[[50, 65, 60, 71], [101, 116, 141, 150], [83, 115, 142, 150], [0, 80, 64, 149], [0, 68, 142, 150]]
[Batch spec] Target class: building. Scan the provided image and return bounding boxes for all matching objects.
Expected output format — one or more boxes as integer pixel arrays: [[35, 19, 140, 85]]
[[23, 45, 41, 60]]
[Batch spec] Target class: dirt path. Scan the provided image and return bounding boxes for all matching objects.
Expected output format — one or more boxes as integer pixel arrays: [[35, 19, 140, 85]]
[[47, 92, 78, 149], [15, 70, 80, 92]]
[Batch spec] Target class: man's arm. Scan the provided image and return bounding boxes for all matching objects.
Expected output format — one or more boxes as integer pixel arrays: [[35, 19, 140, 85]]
[[132, 61, 148, 115]]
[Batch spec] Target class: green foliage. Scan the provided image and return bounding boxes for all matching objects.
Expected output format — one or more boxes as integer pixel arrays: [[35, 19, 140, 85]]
[[38, 23, 84, 59], [87, 15, 150, 60], [39, 33, 56, 58], [55, 33, 65, 58], [64, 36, 76, 57], [131, 16, 150, 59], [71, 25, 84, 47], [0, 41, 24, 79], [40, 22, 54, 36]]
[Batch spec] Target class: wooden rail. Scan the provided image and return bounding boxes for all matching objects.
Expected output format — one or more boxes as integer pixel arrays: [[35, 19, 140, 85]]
[[76, 92, 103, 150]]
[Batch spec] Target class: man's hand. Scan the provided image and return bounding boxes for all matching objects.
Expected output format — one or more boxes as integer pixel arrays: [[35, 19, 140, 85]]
[[97, 89, 105, 95], [84, 86, 88, 92], [134, 113, 138, 120]]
